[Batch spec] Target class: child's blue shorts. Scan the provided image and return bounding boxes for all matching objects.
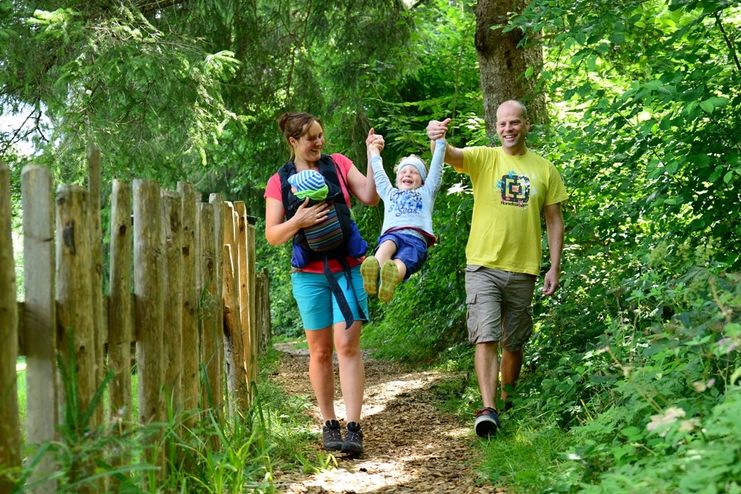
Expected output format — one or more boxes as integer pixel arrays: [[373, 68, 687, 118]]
[[376, 231, 428, 280]]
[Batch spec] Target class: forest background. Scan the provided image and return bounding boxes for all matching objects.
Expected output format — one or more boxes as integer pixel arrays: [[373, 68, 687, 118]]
[[1, 0, 739, 492]]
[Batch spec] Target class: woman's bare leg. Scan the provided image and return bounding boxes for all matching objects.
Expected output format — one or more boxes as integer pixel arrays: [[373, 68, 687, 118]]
[[305, 326, 336, 421]]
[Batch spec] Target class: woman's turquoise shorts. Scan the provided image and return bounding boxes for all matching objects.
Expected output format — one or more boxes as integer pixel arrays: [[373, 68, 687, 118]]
[[291, 265, 369, 330]]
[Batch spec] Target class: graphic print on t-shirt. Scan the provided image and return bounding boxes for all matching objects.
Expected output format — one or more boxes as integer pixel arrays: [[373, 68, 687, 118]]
[[389, 189, 423, 217], [497, 171, 530, 208]]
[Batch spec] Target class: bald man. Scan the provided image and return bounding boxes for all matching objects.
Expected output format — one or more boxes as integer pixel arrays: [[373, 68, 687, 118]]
[[427, 100, 568, 437]]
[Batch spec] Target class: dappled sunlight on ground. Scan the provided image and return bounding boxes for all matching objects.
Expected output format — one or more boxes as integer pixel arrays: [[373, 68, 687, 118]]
[[271, 343, 506, 493], [345, 372, 444, 419]]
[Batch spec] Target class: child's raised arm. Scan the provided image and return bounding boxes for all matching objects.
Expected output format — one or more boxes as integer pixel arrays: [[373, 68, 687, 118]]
[[366, 128, 382, 159], [366, 128, 393, 198], [425, 139, 447, 196]]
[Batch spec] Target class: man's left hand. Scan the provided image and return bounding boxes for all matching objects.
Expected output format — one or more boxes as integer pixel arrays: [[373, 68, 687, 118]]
[[366, 128, 384, 152], [542, 268, 560, 296]]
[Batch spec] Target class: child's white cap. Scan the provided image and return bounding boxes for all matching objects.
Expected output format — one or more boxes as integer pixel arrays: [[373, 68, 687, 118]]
[[397, 155, 427, 183]]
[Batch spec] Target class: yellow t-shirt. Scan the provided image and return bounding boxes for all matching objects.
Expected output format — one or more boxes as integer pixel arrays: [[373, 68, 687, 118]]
[[458, 146, 568, 275]]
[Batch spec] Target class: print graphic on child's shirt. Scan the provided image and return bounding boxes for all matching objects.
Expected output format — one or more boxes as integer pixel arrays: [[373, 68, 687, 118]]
[[389, 189, 423, 217]]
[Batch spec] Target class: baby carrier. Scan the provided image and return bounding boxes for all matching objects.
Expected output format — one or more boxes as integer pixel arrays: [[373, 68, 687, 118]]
[[278, 155, 368, 328]]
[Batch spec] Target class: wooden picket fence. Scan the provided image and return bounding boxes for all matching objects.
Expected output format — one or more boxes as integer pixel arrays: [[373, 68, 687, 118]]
[[0, 151, 271, 492]]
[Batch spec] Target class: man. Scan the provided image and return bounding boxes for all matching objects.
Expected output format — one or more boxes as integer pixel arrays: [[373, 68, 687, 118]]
[[427, 100, 567, 437]]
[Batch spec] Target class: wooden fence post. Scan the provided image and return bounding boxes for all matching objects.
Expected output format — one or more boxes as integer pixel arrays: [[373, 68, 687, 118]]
[[108, 180, 132, 425], [221, 204, 239, 411], [208, 194, 224, 413], [133, 180, 164, 425], [247, 221, 258, 382], [56, 185, 96, 422], [234, 202, 253, 396], [199, 203, 221, 413], [258, 268, 272, 352], [87, 146, 105, 427], [264, 268, 272, 349], [222, 243, 246, 412], [55, 184, 100, 493], [21, 165, 57, 493], [254, 270, 263, 354], [178, 182, 199, 421], [221, 203, 234, 397], [162, 191, 183, 413], [0, 164, 21, 494]]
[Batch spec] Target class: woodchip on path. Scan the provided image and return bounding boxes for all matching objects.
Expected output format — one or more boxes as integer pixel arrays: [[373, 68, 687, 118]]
[[270, 343, 506, 494]]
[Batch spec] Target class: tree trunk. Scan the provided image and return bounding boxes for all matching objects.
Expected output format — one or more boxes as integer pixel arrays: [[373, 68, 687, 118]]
[[475, 0, 546, 131]]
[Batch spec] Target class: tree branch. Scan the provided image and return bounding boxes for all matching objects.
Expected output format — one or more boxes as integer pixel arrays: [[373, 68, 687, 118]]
[[715, 11, 740, 74], [0, 102, 41, 156]]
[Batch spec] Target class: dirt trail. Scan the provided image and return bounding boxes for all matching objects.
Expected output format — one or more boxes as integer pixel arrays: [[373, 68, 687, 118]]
[[270, 343, 505, 493]]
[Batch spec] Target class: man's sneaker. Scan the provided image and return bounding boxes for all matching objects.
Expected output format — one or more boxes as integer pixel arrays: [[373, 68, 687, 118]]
[[378, 261, 400, 303], [322, 419, 343, 451], [474, 407, 501, 438], [360, 256, 379, 296], [341, 421, 364, 457]]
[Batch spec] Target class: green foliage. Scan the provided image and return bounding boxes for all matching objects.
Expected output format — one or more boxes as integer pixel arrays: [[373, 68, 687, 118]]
[[479, 419, 572, 492], [257, 228, 303, 338], [359, 0, 485, 363], [469, 267, 740, 493], [8, 336, 159, 492], [168, 0, 420, 211], [155, 349, 333, 492], [363, 0, 482, 163], [9, 348, 327, 492], [410, 1, 741, 492], [515, 0, 740, 267], [3, 0, 740, 490], [1, 3, 239, 187]]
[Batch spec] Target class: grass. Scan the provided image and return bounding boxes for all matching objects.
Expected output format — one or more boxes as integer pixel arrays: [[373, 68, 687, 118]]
[[9, 346, 331, 492], [477, 415, 572, 493], [424, 363, 574, 493], [271, 333, 309, 350]]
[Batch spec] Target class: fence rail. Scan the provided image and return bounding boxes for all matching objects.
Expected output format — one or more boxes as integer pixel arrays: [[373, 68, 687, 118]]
[[0, 156, 270, 492]]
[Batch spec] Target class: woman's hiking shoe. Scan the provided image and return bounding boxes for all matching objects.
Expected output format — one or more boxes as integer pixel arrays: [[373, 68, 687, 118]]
[[378, 261, 400, 303], [341, 421, 364, 457], [474, 407, 501, 438], [360, 256, 379, 296], [322, 419, 343, 451]]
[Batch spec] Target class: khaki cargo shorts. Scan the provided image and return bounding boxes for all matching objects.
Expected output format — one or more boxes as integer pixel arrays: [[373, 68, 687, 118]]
[[464, 265, 536, 351]]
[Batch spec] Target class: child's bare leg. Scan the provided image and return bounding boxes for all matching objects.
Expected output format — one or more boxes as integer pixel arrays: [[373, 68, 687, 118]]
[[374, 240, 397, 265], [392, 259, 406, 281], [376, 240, 406, 281]]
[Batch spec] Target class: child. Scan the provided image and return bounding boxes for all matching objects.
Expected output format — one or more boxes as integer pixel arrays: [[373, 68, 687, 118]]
[[361, 133, 447, 302]]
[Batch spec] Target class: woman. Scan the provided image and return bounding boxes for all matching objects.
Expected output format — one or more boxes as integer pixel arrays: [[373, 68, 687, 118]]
[[264, 112, 381, 456]]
